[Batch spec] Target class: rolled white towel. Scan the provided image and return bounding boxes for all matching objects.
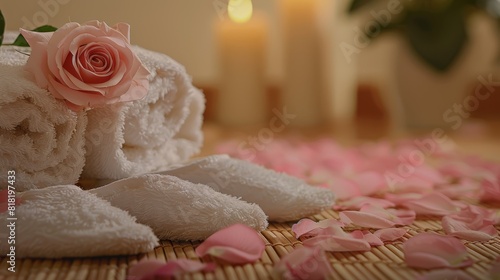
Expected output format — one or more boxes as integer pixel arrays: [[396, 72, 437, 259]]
[[0, 47, 87, 191], [82, 46, 205, 180]]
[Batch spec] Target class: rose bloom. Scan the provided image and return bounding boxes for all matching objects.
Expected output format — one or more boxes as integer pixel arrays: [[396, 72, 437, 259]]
[[21, 20, 149, 110]]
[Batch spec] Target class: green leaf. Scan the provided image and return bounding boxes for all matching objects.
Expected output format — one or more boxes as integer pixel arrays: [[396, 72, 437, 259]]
[[12, 25, 57, 47], [348, 0, 373, 13], [0, 10, 5, 46], [403, 1, 469, 71]]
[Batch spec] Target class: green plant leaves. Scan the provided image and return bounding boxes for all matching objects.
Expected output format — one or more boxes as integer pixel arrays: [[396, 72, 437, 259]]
[[403, 1, 468, 71], [347, 0, 373, 13], [0, 10, 5, 46], [12, 25, 57, 47]]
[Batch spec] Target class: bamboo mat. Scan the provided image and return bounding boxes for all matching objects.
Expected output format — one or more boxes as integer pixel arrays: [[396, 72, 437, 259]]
[[0, 208, 498, 280]]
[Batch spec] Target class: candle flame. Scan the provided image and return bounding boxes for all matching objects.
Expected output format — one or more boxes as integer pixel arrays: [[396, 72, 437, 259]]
[[228, 0, 253, 23]]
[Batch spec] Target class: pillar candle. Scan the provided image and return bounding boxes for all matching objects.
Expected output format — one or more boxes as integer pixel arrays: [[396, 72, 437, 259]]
[[279, 0, 324, 126], [215, 1, 268, 126]]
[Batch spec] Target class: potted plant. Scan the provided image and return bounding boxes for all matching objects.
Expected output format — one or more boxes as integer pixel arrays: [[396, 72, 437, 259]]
[[348, 0, 500, 130]]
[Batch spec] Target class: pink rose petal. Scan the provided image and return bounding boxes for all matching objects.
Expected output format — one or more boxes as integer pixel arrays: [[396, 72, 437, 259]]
[[292, 219, 343, 239], [403, 233, 473, 269], [273, 246, 333, 280], [303, 234, 371, 252], [195, 224, 265, 265], [373, 228, 408, 242], [442, 206, 498, 241], [336, 196, 395, 210], [127, 259, 214, 280], [339, 211, 395, 229], [402, 193, 461, 216], [417, 269, 474, 280], [384, 193, 423, 206], [351, 230, 384, 246]]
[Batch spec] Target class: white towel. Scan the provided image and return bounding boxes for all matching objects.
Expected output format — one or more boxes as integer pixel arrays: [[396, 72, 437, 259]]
[[82, 46, 205, 180], [160, 155, 336, 222], [0, 47, 87, 191], [0, 185, 158, 258], [89, 174, 268, 240]]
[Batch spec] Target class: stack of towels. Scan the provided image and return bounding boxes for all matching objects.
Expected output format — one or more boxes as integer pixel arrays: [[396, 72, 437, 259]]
[[0, 39, 335, 258]]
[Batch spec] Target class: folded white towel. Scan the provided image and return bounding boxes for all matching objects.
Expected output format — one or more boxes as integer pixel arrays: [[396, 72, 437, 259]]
[[0, 47, 87, 191], [0, 185, 158, 258], [160, 155, 336, 222], [89, 174, 268, 240], [82, 46, 205, 180]]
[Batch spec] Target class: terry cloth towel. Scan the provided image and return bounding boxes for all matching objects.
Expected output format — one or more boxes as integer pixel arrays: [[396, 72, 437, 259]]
[[89, 174, 268, 240], [160, 155, 336, 222], [0, 46, 87, 191], [82, 46, 205, 180], [0, 185, 158, 258]]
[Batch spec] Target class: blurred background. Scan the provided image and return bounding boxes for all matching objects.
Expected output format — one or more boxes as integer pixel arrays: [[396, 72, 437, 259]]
[[3, 0, 500, 132]]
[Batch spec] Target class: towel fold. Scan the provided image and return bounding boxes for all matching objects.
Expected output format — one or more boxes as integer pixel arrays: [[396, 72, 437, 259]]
[[0, 185, 158, 258], [90, 174, 268, 240], [0, 47, 87, 191], [82, 46, 205, 180], [160, 155, 336, 222]]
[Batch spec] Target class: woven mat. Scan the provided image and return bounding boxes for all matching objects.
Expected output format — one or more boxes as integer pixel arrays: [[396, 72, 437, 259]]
[[0, 208, 499, 280]]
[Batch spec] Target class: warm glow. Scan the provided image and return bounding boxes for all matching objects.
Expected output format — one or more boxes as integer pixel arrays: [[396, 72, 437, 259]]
[[228, 0, 253, 23]]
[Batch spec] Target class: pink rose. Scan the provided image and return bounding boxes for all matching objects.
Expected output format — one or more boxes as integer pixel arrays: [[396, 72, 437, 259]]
[[20, 20, 149, 110]]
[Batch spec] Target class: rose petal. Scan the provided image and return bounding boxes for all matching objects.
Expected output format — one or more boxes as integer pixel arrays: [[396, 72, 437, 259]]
[[273, 246, 333, 280], [195, 224, 265, 265], [442, 216, 498, 242], [351, 230, 384, 246], [384, 193, 423, 206], [336, 196, 395, 210], [339, 211, 395, 229], [292, 219, 343, 239], [402, 193, 461, 216], [373, 228, 408, 242], [303, 234, 371, 252], [417, 269, 474, 280], [403, 233, 473, 269]]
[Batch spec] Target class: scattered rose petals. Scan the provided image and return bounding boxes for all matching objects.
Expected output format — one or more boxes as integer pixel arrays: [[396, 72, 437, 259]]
[[402, 193, 460, 216], [336, 196, 395, 210], [374, 228, 408, 242], [340, 205, 415, 229], [301, 226, 371, 252], [273, 246, 333, 280], [384, 193, 423, 206], [442, 206, 498, 241], [417, 269, 474, 280], [351, 230, 384, 246], [127, 259, 215, 280], [292, 219, 343, 239], [403, 233, 473, 269], [339, 210, 395, 229], [303, 234, 371, 252], [195, 224, 265, 265]]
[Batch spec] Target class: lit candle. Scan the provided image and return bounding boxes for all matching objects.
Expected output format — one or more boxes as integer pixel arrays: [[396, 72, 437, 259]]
[[279, 0, 324, 126], [215, 0, 268, 126]]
